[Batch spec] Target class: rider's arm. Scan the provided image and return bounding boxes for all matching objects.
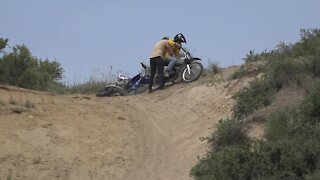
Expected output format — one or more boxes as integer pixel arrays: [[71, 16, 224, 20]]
[[174, 48, 181, 58], [166, 42, 175, 56], [172, 42, 182, 58], [174, 42, 182, 49]]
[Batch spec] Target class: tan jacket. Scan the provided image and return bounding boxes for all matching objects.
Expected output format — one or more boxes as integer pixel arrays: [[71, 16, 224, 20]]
[[150, 40, 171, 58]]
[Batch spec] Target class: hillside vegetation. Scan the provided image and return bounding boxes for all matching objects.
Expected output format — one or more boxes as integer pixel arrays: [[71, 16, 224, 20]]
[[190, 28, 320, 179], [0, 39, 108, 94], [0, 39, 64, 91]]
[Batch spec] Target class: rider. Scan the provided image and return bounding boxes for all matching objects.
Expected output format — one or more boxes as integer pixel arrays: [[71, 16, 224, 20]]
[[163, 33, 187, 75], [148, 33, 187, 93]]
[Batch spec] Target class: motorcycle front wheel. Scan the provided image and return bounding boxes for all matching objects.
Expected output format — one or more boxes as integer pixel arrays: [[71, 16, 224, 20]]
[[182, 62, 203, 83]]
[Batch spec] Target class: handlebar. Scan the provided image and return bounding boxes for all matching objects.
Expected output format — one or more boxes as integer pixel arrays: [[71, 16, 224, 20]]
[[141, 62, 147, 69], [180, 47, 192, 58]]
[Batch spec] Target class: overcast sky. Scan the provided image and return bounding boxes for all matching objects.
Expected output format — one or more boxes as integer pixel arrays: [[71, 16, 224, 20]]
[[1, 0, 319, 83]]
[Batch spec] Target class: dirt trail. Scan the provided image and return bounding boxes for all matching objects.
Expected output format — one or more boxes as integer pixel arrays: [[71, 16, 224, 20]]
[[0, 67, 251, 180]]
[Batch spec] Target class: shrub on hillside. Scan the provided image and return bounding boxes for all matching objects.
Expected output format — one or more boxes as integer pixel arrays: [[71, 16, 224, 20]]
[[265, 56, 311, 89], [209, 118, 248, 151], [265, 107, 303, 142], [190, 144, 262, 180], [232, 54, 318, 120], [201, 62, 220, 80], [232, 28, 320, 81], [191, 28, 320, 180], [208, 62, 219, 75], [293, 29, 320, 57], [232, 78, 275, 120], [191, 106, 320, 180], [0, 38, 8, 51], [300, 81, 320, 120]]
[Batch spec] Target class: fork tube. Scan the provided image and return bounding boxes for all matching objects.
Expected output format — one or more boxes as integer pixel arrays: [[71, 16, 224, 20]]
[[187, 64, 191, 74]]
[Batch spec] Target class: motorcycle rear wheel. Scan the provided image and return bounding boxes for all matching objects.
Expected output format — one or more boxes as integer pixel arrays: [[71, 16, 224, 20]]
[[182, 62, 203, 83], [96, 86, 128, 97]]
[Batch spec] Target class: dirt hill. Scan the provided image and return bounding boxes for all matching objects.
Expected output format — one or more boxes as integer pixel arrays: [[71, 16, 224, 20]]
[[0, 66, 256, 180]]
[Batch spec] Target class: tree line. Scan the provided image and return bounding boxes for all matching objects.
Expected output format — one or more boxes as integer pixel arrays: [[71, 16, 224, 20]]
[[0, 38, 64, 91]]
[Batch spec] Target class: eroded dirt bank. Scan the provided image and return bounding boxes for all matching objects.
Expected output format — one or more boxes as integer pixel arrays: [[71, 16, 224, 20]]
[[0, 67, 252, 180]]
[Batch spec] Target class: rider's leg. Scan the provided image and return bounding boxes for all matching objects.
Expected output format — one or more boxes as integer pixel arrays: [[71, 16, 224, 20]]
[[166, 56, 177, 73], [156, 59, 165, 89], [148, 57, 157, 92]]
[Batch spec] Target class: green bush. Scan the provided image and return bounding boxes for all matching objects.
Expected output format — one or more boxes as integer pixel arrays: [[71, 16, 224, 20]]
[[231, 65, 252, 79], [301, 82, 320, 119], [191, 28, 320, 180], [191, 110, 320, 180], [233, 55, 317, 119], [190, 144, 259, 180], [0, 40, 64, 91], [293, 29, 320, 57], [208, 62, 219, 75], [201, 62, 220, 81], [306, 168, 320, 180], [209, 119, 248, 151], [0, 38, 8, 51], [265, 107, 303, 142], [232, 78, 275, 119]]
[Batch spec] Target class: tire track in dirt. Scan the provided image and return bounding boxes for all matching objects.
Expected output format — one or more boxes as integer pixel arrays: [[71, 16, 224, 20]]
[[118, 80, 240, 180]]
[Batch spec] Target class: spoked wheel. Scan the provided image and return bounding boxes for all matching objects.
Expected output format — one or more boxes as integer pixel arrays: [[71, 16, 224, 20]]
[[182, 62, 203, 83]]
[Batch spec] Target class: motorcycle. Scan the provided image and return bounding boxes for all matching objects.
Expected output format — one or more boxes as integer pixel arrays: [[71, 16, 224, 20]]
[[96, 62, 150, 97], [155, 47, 203, 84]]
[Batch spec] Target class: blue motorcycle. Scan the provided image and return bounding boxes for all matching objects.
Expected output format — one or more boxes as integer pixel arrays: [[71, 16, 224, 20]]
[[96, 63, 150, 97]]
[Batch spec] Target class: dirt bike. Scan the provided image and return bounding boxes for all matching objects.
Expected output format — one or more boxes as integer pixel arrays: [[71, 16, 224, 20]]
[[96, 63, 150, 97], [155, 47, 203, 84]]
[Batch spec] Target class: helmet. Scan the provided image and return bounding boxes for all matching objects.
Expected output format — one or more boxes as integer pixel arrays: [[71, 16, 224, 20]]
[[174, 33, 186, 43], [162, 36, 170, 40]]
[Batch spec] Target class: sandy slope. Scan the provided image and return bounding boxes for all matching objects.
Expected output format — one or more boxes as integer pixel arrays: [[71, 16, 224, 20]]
[[0, 67, 252, 180]]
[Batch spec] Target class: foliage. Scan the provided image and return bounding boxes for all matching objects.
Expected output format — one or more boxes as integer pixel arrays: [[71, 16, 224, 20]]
[[207, 62, 219, 75], [0, 38, 8, 52], [208, 118, 248, 151], [264, 107, 303, 141], [191, 144, 258, 180], [201, 62, 220, 82], [300, 81, 320, 119], [232, 28, 320, 119], [191, 28, 320, 180], [191, 105, 320, 179], [242, 49, 269, 63], [293, 29, 320, 57], [0, 39, 64, 91], [65, 80, 106, 94], [232, 78, 275, 119]]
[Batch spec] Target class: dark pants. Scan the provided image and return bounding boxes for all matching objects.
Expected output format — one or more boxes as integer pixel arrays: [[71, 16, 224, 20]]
[[149, 56, 164, 91]]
